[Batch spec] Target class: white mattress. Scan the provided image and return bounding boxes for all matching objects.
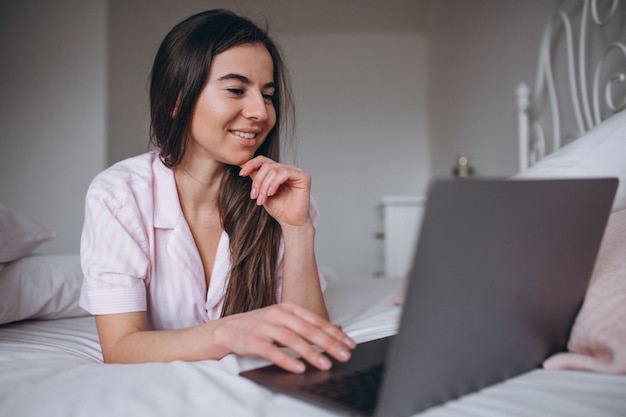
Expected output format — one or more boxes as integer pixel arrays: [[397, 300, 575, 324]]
[[1, 278, 625, 417]]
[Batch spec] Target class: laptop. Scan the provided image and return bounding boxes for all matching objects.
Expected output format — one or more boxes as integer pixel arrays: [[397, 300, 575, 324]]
[[240, 178, 617, 417]]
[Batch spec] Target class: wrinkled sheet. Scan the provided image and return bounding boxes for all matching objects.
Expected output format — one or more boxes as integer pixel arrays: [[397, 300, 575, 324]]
[[1, 278, 625, 417]]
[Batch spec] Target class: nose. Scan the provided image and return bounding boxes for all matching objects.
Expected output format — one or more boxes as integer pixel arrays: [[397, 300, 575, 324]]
[[242, 92, 269, 122]]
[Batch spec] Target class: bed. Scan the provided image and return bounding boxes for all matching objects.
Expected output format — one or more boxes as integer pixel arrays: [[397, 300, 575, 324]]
[[2, 1, 626, 416], [1, 231, 626, 417], [0, 258, 625, 417]]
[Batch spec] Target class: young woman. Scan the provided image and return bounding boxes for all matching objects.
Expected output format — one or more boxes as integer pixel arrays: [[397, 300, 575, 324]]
[[79, 9, 355, 374]]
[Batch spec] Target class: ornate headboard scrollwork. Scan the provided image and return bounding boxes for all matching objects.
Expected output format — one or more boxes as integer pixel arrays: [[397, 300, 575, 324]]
[[517, 0, 626, 172]]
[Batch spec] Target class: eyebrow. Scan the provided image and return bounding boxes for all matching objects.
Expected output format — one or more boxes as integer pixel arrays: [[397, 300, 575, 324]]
[[217, 73, 275, 89]]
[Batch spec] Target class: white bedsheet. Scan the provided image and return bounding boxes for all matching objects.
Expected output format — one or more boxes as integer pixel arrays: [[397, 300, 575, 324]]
[[1, 278, 625, 417]]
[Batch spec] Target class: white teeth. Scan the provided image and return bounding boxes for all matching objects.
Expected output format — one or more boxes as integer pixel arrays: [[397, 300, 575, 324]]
[[232, 131, 256, 139]]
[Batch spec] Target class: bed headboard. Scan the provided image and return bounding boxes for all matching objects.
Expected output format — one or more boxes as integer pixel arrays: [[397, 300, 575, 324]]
[[516, 0, 626, 172]]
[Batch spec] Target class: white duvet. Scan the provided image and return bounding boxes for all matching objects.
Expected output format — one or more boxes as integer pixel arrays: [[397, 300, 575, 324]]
[[1, 278, 625, 417]]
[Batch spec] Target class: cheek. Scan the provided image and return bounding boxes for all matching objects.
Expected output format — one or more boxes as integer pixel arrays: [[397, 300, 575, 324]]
[[268, 106, 278, 130], [191, 101, 230, 135]]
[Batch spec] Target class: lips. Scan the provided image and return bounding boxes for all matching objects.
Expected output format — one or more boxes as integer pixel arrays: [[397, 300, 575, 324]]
[[230, 130, 259, 147], [231, 130, 257, 139]]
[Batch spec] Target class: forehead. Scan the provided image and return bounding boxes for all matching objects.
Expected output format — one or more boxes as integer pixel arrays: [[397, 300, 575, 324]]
[[208, 43, 274, 83]]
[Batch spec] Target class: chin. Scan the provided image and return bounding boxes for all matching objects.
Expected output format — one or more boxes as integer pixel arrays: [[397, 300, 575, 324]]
[[226, 154, 256, 167]]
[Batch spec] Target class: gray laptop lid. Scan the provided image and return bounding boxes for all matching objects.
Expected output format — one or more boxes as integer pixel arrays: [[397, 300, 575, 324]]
[[376, 178, 617, 416], [241, 178, 617, 417]]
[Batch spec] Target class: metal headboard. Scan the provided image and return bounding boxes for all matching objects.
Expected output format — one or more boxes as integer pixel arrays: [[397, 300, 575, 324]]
[[516, 0, 626, 172]]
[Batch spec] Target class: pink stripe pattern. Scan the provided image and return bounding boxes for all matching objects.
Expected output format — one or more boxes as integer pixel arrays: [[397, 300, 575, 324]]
[[79, 151, 323, 330]]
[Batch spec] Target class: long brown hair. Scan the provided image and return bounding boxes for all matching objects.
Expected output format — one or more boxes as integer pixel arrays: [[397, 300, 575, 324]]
[[149, 9, 295, 316]]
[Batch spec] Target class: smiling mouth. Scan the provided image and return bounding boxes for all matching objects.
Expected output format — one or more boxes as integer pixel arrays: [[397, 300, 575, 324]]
[[231, 130, 257, 139]]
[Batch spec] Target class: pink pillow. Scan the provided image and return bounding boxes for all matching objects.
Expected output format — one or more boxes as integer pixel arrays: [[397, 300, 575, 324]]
[[0, 203, 55, 263], [543, 209, 626, 373]]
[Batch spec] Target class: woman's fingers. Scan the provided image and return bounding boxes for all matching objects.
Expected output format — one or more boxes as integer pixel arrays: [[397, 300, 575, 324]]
[[262, 324, 333, 372], [239, 156, 309, 205], [266, 303, 354, 366], [239, 157, 312, 226], [221, 303, 355, 373], [279, 301, 356, 353], [252, 168, 279, 206], [249, 334, 309, 373], [238, 155, 272, 177]]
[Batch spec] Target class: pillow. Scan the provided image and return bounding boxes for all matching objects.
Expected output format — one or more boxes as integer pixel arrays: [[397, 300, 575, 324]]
[[543, 208, 626, 374], [0, 203, 56, 263], [0, 254, 87, 325], [515, 109, 626, 212]]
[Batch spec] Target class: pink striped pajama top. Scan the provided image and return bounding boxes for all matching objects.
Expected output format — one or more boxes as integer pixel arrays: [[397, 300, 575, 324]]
[[79, 151, 322, 330]]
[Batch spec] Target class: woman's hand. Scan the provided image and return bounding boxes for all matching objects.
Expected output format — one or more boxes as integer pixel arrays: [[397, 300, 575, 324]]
[[214, 301, 356, 373], [94, 303, 353, 371], [239, 156, 312, 228]]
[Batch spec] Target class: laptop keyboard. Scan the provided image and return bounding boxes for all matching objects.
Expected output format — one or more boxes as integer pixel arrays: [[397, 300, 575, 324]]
[[299, 364, 385, 414]]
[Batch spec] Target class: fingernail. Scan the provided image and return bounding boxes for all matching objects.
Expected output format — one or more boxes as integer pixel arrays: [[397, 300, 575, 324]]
[[318, 355, 332, 370], [250, 188, 257, 199], [292, 361, 306, 373], [239, 168, 245, 176], [336, 347, 350, 361]]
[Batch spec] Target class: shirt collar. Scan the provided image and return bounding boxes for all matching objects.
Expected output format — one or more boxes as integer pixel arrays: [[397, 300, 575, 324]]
[[152, 152, 182, 229]]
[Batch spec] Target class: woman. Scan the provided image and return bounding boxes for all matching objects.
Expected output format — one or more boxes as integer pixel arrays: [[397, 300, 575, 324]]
[[79, 9, 354, 374]]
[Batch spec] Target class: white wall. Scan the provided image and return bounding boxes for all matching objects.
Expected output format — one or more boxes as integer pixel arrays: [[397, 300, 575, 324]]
[[2, 0, 572, 280], [280, 32, 430, 278], [0, 0, 107, 254], [428, 0, 554, 178]]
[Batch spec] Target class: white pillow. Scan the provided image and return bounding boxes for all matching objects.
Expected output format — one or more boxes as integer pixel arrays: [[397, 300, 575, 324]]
[[0, 203, 56, 263], [515, 110, 626, 212], [0, 254, 87, 325]]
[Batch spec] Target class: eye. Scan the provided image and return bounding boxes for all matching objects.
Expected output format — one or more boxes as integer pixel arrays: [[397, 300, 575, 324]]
[[262, 93, 275, 103], [227, 88, 245, 96]]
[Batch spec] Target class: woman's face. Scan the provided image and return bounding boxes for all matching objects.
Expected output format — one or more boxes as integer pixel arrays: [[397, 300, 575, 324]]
[[186, 42, 277, 168]]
